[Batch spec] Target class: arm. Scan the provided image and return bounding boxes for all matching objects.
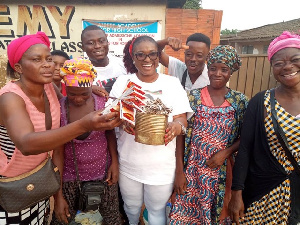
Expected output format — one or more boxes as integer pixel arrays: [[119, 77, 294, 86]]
[[52, 145, 70, 224], [157, 37, 188, 68], [164, 113, 187, 145], [105, 129, 119, 185], [0, 93, 122, 155], [92, 85, 109, 97], [228, 96, 258, 224], [206, 139, 240, 169], [174, 134, 187, 195], [157, 38, 172, 68]]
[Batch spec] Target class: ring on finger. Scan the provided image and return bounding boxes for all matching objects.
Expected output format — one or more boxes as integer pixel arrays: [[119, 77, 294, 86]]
[[172, 132, 175, 136]]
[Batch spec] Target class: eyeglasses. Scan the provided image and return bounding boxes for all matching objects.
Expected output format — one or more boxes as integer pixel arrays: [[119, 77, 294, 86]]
[[134, 52, 159, 61]]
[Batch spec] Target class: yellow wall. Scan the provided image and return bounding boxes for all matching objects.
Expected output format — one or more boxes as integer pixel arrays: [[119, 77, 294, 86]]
[[0, 1, 166, 87]]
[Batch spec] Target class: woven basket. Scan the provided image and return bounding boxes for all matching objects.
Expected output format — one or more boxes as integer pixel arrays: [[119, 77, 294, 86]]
[[135, 112, 167, 145]]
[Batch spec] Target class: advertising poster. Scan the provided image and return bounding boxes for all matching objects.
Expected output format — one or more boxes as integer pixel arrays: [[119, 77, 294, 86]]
[[82, 20, 162, 58]]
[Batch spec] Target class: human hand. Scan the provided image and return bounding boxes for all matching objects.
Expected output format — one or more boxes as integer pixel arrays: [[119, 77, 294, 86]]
[[122, 121, 135, 135], [53, 194, 71, 224], [106, 162, 119, 185], [167, 37, 189, 51], [92, 85, 109, 97], [228, 190, 245, 225], [165, 122, 181, 145], [83, 111, 122, 131], [205, 150, 228, 169], [174, 171, 187, 195]]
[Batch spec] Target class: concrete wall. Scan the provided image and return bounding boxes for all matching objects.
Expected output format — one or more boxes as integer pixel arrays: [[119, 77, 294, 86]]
[[0, 1, 167, 87], [228, 41, 270, 55]]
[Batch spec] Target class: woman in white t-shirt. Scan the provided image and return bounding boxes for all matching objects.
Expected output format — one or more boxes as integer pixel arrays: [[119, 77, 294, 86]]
[[109, 35, 192, 225]]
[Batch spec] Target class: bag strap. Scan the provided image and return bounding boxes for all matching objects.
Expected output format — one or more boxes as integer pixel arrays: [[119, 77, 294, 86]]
[[181, 69, 188, 89], [270, 89, 300, 175], [44, 90, 51, 158], [65, 98, 109, 185]]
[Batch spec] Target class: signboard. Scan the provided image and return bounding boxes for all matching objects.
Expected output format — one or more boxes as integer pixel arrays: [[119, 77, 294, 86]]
[[83, 20, 162, 57]]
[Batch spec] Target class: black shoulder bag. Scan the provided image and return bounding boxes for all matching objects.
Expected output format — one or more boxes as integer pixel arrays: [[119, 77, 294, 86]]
[[66, 99, 107, 212], [270, 88, 300, 224]]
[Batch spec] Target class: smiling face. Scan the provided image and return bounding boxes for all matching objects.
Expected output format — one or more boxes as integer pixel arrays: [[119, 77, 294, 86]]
[[208, 62, 231, 89], [15, 44, 54, 84], [185, 41, 210, 77], [66, 86, 92, 107], [132, 40, 159, 82], [52, 55, 67, 82], [271, 47, 300, 88], [82, 29, 109, 66]]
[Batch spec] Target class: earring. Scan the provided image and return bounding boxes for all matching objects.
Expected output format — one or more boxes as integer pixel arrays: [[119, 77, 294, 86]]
[[133, 61, 135, 64]]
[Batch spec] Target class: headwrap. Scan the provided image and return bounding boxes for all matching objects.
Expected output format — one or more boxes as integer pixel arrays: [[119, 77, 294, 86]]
[[7, 31, 50, 70], [267, 31, 300, 61], [60, 57, 97, 87], [206, 45, 241, 73]]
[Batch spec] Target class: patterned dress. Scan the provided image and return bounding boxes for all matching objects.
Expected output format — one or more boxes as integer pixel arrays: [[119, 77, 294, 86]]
[[170, 87, 248, 225], [239, 90, 300, 224]]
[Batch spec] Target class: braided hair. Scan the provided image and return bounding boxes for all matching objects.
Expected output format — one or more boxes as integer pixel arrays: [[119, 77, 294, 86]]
[[123, 35, 160, 74]]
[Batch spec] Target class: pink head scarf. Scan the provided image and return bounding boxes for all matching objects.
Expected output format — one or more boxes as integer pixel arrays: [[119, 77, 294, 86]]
[[7, 31, 50, 70], [268, 31, 300, 61]]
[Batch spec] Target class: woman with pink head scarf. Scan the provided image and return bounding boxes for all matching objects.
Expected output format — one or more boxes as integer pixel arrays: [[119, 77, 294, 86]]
[[229, 31, 300, 225], [0, 32, 121, 224]]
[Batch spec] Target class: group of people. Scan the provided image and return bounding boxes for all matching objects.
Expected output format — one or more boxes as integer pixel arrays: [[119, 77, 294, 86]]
[[0, 23, 299, 225]]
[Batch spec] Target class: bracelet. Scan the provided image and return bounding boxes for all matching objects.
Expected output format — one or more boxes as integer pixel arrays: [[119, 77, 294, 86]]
[[175, 121, 186, 135]]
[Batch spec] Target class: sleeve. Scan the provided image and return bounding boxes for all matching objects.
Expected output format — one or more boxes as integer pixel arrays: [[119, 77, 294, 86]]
[[169, 77, 193, 119], [231, 94, 259, 190], [109, 75, 128, 98], [115, 56, 128, 76], [236, 93, 249, 137], [168, 56, 186, 80]]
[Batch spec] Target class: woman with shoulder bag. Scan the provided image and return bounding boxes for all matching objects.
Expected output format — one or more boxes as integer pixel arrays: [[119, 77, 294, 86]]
[[50, 57, 122, 225], [0, 32, 121, 225]]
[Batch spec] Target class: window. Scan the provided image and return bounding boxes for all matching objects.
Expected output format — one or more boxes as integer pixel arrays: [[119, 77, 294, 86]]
[[242, 45, 254, 54], [263, 45, 268, 54]]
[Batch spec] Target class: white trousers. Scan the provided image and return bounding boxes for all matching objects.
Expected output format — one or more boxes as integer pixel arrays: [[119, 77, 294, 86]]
[[119, 173, 173, 225]]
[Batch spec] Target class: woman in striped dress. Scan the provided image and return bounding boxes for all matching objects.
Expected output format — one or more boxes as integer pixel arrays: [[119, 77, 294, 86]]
[[170, 45, 248, 224], [229, 31, 300, 224], [0, 32, 121, 225]]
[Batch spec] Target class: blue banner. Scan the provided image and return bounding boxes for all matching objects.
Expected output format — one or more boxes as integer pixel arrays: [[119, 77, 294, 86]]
[[83, 21, 158, 33]]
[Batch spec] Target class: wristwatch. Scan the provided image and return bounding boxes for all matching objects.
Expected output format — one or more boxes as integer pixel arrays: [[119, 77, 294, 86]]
[[176, 121, 187, 135]]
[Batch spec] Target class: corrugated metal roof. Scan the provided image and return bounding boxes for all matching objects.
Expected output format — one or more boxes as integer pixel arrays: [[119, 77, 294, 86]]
[[221, 18, 300, 41]]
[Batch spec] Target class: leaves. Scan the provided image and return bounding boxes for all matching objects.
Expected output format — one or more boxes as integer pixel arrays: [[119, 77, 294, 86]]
[[183, 0, 202, 9]]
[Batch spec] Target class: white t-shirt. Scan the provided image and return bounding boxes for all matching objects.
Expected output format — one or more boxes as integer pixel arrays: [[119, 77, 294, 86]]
[[168, 56, 210, 91], [110, 73, 193, 185], [92, 54, 127, 93]]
